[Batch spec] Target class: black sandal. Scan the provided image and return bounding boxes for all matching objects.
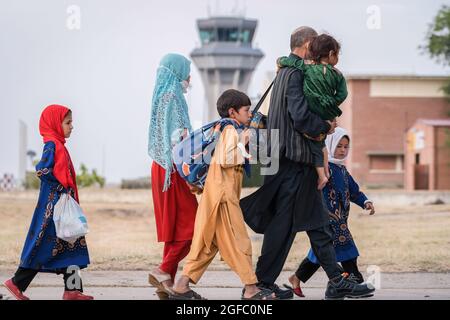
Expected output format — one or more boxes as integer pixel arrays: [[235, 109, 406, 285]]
[[241, 288, 276, 300], [169, 289, 207, 300], [155, 289, 170, 300]]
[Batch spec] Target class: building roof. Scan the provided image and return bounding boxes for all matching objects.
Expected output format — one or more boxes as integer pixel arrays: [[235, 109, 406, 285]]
[[263, 71, 448, 83], [366, 151, 404, 156], [346, 74, 449, 80], [197, 16, 258, 29], [416, 118, 450, 127]]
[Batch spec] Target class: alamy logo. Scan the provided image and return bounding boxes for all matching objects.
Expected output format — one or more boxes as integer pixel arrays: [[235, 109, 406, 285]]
[[66, 5, 81, 30], [366, 265, 381, 289], [66, 265, 82, 290], [172, 128, 281, 177], [366, 5, 381, 30]]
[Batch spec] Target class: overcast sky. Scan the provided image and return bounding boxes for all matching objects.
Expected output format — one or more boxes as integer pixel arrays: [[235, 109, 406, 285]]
[[0, 0, 449, 183]]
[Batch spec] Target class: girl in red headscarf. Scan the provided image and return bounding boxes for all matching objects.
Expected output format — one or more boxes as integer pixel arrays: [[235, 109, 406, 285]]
[[3, 105, 93, 300]]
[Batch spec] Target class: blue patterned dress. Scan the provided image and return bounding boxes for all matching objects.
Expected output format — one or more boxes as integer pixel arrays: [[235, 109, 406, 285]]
[[307, 162, 368, 263], [19, 141, 90, 272]]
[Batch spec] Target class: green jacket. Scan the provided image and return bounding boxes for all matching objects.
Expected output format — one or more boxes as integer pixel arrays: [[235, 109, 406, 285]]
[[278, 55, 347, 121]]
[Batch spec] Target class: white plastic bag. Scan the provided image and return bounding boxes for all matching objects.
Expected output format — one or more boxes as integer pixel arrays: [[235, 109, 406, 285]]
[[53, 193, 89, 243]]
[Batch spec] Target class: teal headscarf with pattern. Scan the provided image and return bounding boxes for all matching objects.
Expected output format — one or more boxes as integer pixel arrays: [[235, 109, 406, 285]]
[[148, 53, 193, 191]]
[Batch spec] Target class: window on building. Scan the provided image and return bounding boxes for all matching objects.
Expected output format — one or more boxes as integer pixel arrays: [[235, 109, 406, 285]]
[[369, 154, 404, 173], [202, 28, 252, 43], [217, 28, 239, 42], [199, 29, 216, 44], [415, 153, 420, 165], [240, 29, 251, 43]]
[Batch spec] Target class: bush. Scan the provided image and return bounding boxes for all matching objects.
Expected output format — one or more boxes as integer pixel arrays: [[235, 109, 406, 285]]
[[23, 171, 40, 190], [77, 164, 106, 188], [121, 177, 151, 189]]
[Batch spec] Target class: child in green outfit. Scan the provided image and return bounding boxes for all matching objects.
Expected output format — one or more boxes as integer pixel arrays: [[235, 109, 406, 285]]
[[278, 34, 347, 190]]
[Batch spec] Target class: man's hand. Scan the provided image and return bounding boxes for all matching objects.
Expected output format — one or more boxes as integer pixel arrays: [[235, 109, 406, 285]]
[[365, 202, 375, 215], [326, 118, 337, 135]]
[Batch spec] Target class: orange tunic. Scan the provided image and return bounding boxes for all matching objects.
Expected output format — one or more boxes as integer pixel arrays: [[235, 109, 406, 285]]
[[183, 125, 257, 285]]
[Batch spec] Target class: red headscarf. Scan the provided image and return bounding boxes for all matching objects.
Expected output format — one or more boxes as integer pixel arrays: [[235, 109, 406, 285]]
[[39, 104, 79, 201]]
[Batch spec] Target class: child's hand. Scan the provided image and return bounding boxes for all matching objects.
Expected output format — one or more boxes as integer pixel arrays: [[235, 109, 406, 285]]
[[365, 202, 375, 215], [276, 58, 283, 73], [187, 182, 203, 195], [237, 129, 252, 160], [326, 118, 338, 135]]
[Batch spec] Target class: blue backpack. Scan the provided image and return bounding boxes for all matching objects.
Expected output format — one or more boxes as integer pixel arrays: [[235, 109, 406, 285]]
[[173, 81, 274, 190], [173, 118, 249, 190]]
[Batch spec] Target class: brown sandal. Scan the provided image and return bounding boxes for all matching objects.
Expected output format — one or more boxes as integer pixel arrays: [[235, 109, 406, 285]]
[[155, 288, 169, 300], [169, 289, 207, 300], [148, 271, 172, 298]]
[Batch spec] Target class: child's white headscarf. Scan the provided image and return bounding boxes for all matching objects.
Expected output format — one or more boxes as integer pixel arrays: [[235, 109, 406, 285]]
[[325, 127, 350, 166]]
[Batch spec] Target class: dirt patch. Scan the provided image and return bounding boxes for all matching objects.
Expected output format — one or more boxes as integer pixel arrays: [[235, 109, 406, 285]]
[[1, 188, 449, 272]]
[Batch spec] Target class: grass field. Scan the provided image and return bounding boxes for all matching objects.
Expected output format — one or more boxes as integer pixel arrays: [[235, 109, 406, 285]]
[[1, 188, 449, 273]]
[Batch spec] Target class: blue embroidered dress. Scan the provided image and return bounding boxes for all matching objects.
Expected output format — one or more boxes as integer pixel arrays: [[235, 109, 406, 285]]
[[19, 142, 90, 272], [307, 162, 368, 263]]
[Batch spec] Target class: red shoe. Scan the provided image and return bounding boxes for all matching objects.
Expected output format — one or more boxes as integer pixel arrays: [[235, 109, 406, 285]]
[[292, 285, 305, 298], [283, 274, 306, 298], [63, 290, 94, 300], [283, 283, 305, 298], [3, 279, 30, 300]]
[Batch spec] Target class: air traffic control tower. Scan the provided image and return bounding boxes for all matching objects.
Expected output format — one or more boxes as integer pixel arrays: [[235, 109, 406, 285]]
[[191, 16, 264, 123]]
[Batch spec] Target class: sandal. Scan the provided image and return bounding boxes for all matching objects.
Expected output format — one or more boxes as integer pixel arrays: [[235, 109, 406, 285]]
[[148, 270, 172, 298], [155, 288, 169, 300], [241, 288, 276, 300], [169, 289, 207, 300], [283, 284, 305, 298], [283, 274, 305, 297]]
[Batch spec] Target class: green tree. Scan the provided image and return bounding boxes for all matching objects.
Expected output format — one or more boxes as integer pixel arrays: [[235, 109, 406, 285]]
[[23, 162, 105, 189], [422, 5, 450, 148], [422, 5, 450, 101]]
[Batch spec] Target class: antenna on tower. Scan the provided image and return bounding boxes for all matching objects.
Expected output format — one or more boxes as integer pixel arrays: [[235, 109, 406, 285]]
[[216, 0, 220, 16], [232, 0, 245, 17], [231, 0, 238, 15], [207, 0, 211, 17]]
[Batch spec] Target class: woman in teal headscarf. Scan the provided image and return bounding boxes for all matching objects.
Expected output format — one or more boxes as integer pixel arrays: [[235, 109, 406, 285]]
[[148, 53, 198, 299]]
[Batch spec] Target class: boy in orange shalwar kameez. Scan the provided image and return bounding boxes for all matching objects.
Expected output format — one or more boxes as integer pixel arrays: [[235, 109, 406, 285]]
[[170, 89, 275, 300]]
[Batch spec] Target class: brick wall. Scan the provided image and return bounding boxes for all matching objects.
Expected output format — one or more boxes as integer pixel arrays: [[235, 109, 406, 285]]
[[340, 79, 449, 188]]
